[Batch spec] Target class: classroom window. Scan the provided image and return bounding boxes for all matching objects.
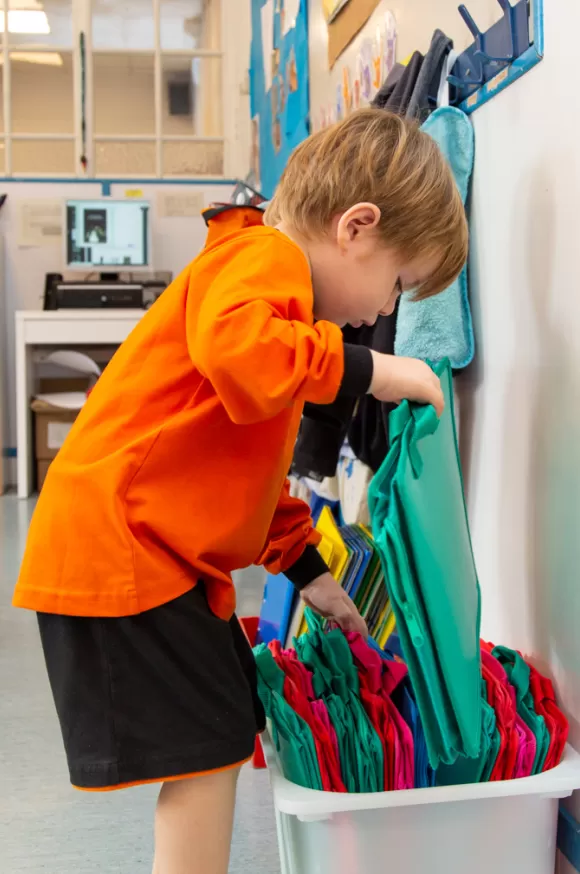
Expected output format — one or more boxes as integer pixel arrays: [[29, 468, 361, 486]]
[[11, 51, 75, 134], [162, 140, 223, 177], [91, 0, 155, 50], [93, 53, 156, 137], [0, 0, 224, 178], [161, 55, 222, 138], [94, 140, 157, 176], [12, 138, 75, 174], [5, 0, 74, 48], [160, 0, 221, 51]]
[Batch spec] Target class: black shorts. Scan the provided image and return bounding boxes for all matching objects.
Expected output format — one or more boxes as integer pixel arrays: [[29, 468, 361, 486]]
[[37, 584, 265, 790]]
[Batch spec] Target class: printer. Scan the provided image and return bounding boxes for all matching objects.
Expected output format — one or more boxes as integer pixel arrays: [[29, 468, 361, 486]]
[[43, 273, 172, 311]]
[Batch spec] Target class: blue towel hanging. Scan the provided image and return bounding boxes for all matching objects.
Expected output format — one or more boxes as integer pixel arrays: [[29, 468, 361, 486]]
[[395, 106, 475, 369]]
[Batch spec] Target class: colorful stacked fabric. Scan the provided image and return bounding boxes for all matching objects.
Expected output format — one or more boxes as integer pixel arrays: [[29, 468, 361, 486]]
[[255, 618, 568, 793], [255, 608, 431, 792], [437, 644, 568, 786]]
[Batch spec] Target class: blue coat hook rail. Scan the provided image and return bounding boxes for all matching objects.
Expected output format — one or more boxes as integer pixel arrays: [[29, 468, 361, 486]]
[[449, 0, 544, 113]]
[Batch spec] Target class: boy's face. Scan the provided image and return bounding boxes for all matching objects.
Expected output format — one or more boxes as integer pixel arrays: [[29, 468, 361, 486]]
[[309, 204, 440, 328]]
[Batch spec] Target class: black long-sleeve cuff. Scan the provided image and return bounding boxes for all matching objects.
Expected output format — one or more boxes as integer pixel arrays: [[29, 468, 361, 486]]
[[338, 344, 374, 397], [284, 544, 329, 591]]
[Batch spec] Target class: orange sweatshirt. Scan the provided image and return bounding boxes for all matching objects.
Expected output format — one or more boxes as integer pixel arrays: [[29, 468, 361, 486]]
[[13, 209, 349, 620]]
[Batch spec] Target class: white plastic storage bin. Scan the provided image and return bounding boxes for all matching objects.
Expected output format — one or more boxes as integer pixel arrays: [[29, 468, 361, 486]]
[[264, 736, 580, 874]]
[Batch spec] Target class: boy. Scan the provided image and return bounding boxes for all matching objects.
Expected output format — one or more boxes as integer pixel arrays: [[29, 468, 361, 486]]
[[14, 109, 467, 874]]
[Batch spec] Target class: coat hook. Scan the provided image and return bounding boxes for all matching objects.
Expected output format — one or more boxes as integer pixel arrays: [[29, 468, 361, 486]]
[[476, 0, 517, 64]]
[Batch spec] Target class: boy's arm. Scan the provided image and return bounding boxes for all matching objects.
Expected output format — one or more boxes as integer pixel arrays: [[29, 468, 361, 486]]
[[256, 479, 327, 583], [188, 235, 371, 424], [257, 479, 367, 636]]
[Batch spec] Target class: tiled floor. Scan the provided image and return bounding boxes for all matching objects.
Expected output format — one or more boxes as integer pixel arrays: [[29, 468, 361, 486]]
[[0, 496, 279, 873]]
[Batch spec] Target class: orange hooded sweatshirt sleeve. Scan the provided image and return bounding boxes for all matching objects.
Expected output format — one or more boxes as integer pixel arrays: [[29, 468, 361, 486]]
[[187, 232, 344, 423], [13, 214, 344, 620]]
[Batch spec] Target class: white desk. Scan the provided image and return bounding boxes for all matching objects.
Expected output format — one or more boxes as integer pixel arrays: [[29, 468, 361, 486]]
[[16, 309, 144, 498]]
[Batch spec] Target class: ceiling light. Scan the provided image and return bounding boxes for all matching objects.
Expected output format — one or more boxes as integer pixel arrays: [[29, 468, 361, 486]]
[[0, 51, 62, 65], [0, 10, 51, 34]]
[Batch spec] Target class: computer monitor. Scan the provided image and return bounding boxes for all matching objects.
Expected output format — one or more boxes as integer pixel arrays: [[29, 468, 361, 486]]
[[65, 199, 152, 272]]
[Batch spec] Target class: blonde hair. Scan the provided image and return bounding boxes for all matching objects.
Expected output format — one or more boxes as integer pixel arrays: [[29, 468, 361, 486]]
[[264, 108, 468, 300]]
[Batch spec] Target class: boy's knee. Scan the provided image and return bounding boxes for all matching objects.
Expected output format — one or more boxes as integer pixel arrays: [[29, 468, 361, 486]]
[[158, 767, 242, 805]]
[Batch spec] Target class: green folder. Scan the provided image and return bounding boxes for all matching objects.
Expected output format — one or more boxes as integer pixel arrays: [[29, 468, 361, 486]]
[[368, 360, 482, 769]]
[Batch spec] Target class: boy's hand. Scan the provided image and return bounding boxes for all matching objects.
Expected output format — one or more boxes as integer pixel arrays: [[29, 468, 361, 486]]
[[300, 572, 368, 638], [369, 351, 444, 417]]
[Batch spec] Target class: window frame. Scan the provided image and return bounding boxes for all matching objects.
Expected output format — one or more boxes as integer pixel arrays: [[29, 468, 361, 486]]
[[0, 0, 227, 179]]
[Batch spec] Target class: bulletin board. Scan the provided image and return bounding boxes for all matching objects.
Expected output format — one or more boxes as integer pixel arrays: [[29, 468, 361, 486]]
[[249, 0, 310, 199], [310, 0, 397, 133]]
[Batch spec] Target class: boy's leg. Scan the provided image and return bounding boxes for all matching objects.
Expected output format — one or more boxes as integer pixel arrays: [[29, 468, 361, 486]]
[[153, 767, 241, 874]]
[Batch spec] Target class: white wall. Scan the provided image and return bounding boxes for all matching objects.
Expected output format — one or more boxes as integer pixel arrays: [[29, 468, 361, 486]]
[[460, 0, 580, 856], [463, 0, 580, 731]]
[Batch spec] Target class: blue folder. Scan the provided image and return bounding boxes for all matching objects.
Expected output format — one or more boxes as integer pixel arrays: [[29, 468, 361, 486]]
[[343, 526, 374, 601], [257, 573, 297, 646]]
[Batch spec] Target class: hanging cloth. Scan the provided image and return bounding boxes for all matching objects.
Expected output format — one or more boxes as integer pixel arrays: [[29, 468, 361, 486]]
[[406, 29, 453, 122], [395, 107, 475, 369]]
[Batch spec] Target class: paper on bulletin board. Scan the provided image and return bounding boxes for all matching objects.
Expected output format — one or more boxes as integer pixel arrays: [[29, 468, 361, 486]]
[[261, 0, 274, 92], [250, 114, 261, 189], [323, 0, 351, 24], [328, 0, 381, 68], [157, 192, 204, 218], [250, 0, 310, 199], [283, 0, 301, 34], [17, 200, 63, 247], [312, 2, 396, 132]]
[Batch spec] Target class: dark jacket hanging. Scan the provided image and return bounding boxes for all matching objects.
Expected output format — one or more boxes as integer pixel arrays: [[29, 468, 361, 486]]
[[293, 31, 453, 480]]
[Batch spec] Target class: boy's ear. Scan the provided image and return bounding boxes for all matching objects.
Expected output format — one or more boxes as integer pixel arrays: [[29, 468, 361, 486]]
[[337, 202, 381, 245]]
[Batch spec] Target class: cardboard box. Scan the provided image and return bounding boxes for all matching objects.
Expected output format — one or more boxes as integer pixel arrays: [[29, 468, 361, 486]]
[[32, 351, 101, 491], [32, 399, 78, 463], [36, 459, 52, 491]]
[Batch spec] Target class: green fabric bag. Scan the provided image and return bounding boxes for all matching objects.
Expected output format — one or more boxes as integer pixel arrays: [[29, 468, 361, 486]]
[[254, 644, 323, 790], [295, 611, 384, 792], [436, 683, 498, 786], [492, 646, 551, 774], [368, 360, 482, 769]]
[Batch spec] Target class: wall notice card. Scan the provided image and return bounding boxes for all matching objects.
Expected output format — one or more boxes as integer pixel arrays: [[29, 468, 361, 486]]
[[260, 0, 275, 92], [17, 200, 63, 247], [158, 192, 204, 218], [323, 0, 351, 23], [283, 0, 301, 34]]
